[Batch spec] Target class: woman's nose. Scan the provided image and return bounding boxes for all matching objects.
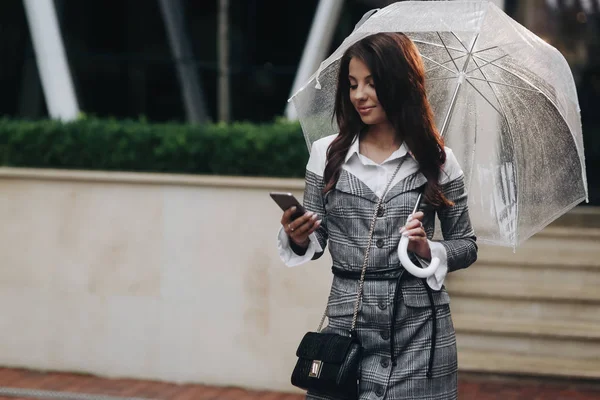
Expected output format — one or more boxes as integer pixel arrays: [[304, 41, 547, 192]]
[[353, 85, 367, 101]]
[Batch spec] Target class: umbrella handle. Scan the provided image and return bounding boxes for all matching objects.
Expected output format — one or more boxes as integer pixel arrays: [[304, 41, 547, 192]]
[[399, 235, 440, 278]]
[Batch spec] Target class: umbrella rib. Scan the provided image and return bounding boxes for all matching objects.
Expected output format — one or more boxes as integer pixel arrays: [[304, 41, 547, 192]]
[[466, 54, 510, 75], [469, 57, 511, 118], [466, 76, 539, 92], [411, 39, 465, 53], [450, 31, 470, 53], [469, 56, 519, 245], [436, 32, 460, 72], [420, 54, 459, 75], [473, 45, 501, 54], [472, 41, 525, 55], [472, 53, 584, 187], [464, 79, 505, 117], [437, 34, 479, 137], [425, 54, 468, 74], [471, 54, 543, 89], [427, 76, 459, 82]]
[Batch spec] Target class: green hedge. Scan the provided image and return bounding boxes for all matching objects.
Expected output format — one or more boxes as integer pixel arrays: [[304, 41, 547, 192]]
[[0, 117, 309, 178]]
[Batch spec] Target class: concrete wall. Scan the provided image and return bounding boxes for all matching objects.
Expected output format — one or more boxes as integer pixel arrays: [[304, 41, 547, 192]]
[[0, 167, 599, 392]]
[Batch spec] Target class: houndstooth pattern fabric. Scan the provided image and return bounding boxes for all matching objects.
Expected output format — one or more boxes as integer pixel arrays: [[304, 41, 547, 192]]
[[301, 164, 477, 400]]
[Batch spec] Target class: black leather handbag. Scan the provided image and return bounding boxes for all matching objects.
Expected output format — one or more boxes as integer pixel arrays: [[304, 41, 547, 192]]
[[291, 331, 361, 399], [290, 161, 403, 399]]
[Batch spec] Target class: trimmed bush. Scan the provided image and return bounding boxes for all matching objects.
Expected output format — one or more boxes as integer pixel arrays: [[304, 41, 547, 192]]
[[0, 117, 309, 178]]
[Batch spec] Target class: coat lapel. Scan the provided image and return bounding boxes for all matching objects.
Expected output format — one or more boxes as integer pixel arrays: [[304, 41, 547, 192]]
[[335, 169, 379, 203], [384, 171, 427, 203], [335, 169, 427, 204]]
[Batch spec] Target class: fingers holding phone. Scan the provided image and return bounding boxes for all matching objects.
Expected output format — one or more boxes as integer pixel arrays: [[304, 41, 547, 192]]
[[271, 192, 321, 248], [281, 207, 321, 247]]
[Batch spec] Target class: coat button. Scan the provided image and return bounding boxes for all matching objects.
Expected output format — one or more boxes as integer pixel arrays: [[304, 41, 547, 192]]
[[380, 358, 390, 368], [375, 385, 385, 397], [377, 207, 384, 217], [376, 239, 384, 248], [378, 301, 387, 310], [380, 330, 390, 340]]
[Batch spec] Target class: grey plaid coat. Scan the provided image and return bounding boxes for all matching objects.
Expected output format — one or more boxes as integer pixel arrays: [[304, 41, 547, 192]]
[[301, 140, 478, 400]]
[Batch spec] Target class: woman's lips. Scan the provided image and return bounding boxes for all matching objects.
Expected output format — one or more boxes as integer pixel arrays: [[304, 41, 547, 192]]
[[358, 106, 375, 115]]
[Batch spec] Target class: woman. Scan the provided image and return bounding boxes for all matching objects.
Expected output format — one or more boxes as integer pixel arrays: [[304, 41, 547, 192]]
[[277, 32, 477, 400]]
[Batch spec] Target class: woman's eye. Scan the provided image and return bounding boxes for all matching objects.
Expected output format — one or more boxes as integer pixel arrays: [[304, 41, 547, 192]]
[[349, 84, 358, 90]]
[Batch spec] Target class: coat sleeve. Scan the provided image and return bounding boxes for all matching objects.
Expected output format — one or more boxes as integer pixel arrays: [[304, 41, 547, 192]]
[[276, 139, 330, 264], [303, 160, 329, 261], [436, 174, 478, 272]]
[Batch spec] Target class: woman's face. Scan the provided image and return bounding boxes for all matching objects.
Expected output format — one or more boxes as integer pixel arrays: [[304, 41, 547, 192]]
[[348, 57, 389, 126]]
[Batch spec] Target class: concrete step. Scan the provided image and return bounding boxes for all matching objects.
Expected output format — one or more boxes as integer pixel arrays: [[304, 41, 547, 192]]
[[453, 313, 600, 340], [475, 227, 600, 269], [459, 349, 600, 379], [456, 332, 600, 367], [550, 206, 600, 230], [446, 262, 600, 302], [450, 296, 600, 335], [448, 210, 600, 379]]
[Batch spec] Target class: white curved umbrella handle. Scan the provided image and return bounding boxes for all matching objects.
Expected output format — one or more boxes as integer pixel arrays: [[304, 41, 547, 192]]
[[399, 235, 440, 278]]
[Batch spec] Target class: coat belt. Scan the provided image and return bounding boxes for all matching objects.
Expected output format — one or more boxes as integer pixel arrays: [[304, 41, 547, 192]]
[[331, 266, 437, 378]]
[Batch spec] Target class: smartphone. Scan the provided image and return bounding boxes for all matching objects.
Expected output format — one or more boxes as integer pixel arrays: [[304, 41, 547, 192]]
[[270, 192, 307, 220]]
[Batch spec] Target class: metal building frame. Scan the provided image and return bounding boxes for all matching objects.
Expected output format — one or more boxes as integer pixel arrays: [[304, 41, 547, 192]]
[[23, 0, 79, 120], [158, 0, 208, 123], [285, 0, 345, 120]]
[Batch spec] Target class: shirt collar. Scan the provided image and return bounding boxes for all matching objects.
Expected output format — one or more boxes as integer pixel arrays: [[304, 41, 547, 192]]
[[345, 135, 411, 164]]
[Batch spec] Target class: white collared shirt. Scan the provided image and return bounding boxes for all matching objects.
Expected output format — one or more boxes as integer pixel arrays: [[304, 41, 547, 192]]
[[277, 134, 463, 290]]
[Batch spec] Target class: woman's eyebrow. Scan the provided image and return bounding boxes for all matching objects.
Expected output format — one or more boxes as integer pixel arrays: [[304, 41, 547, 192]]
[[348, 74, 372, 80]]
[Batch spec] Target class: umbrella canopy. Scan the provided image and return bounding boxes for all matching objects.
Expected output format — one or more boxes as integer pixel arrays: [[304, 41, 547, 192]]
[[289, 0, 588, 247]]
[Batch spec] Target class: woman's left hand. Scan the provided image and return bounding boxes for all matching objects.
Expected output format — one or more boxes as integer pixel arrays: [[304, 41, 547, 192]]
[[400, 211, 431, 261]]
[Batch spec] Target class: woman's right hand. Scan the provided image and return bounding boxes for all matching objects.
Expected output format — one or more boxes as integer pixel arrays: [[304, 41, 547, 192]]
[[281, 207, 321, 248]]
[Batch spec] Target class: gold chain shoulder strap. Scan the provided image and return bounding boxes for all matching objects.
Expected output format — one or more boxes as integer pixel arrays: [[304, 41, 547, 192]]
[[317, 158, 405, 333]]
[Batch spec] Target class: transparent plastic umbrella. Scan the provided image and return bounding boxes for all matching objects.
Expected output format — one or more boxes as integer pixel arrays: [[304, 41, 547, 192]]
[[288, 0, 588, 278]]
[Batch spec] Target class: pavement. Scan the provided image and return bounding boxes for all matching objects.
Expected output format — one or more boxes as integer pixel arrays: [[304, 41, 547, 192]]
[[0, 367, 599, 399]]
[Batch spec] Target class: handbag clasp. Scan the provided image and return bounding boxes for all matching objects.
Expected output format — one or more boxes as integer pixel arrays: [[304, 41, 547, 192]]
[[309, 360, 323, 378]]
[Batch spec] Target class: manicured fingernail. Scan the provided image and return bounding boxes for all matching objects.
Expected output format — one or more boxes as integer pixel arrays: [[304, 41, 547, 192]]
[[311, 214, 318, 219], [400, 227, 405, 233], [402, 231, 409, 236], [291, 206, 296, 211], [316, 220, 322, 226]]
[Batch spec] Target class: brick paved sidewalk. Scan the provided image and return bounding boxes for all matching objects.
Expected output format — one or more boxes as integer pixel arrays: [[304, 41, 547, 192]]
[[0, 367, 599, 400]]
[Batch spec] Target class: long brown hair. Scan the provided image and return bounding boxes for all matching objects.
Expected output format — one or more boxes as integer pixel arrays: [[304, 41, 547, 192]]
[[323, 32, 452, 208]]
